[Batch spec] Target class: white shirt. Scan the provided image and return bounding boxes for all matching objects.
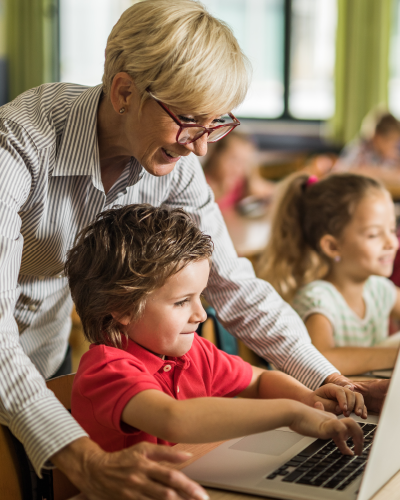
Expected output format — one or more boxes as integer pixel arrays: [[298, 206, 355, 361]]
[[0, 83, 337, 475]]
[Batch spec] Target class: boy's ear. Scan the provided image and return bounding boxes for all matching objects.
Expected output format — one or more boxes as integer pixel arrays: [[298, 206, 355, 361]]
[[319, 234, 341, 261], [111, 312, 131, 326]]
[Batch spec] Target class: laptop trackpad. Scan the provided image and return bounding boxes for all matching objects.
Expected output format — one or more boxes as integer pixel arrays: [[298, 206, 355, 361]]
[[229, 430, 304, 456]]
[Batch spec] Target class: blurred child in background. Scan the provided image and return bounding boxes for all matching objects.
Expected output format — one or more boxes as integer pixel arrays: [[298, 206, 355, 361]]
[[335, 111, 400, 184], [257, 173, 400, 376], [203, 132, 275, 211]]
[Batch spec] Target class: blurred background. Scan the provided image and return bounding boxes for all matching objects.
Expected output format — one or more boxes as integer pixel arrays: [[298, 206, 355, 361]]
[[2, 0, 400, 365]]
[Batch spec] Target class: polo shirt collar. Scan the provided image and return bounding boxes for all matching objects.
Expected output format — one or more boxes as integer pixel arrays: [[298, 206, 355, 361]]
[[125, 338, 190, 374]]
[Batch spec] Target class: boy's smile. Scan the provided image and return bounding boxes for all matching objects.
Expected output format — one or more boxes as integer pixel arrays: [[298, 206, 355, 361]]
[[121, 259, 210, 357]]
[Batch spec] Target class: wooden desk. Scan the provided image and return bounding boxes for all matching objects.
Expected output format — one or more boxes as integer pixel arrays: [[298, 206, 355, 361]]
[[221, 207, 270, 258]]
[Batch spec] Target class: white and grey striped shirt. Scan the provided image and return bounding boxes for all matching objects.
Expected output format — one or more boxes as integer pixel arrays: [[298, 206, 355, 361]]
[[0, 83, 338, 475]]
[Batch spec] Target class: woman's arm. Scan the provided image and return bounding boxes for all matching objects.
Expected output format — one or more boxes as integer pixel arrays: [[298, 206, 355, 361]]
[[122, 389, 363, 455], [306, 313, 398, 375]]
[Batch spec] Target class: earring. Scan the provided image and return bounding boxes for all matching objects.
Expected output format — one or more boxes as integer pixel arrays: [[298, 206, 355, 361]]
[[334, 256, 341, 262], [119, 107, 125, 114]]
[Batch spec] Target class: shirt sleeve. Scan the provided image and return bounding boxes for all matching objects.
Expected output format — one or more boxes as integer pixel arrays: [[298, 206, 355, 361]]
[[75, 354, 163, 434], [292, 283, 337, 328], [0, 119, 87, 476], [164, 155, 339, 389]]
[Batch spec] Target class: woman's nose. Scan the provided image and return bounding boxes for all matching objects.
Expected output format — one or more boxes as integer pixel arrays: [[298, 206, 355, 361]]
[[184, 134, 208, 157]]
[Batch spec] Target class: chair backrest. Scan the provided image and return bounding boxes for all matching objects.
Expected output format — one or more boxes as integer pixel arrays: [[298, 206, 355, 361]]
[[0, 373, 78, 500], [46, 374, 80, 500], [0, 425, 24, 500]]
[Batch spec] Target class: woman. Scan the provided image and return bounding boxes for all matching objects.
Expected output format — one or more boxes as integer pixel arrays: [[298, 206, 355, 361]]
[[0, 1, 387, 499]]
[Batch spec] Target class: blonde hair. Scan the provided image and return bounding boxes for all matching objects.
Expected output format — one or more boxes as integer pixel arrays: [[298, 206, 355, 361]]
[[257, 173, 384, 303], [102, 0, 251, 116]]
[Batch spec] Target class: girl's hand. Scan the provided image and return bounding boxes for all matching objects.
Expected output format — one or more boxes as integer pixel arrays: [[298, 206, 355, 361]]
[[290, 405, 364, 456], [302, 384, 367, 418]]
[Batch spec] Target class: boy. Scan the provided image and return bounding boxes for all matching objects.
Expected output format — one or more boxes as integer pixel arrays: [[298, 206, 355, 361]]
[[67, 205, 365, 455]]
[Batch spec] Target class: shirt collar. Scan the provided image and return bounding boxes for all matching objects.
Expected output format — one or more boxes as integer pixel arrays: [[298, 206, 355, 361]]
[[54, 85, 103, 178], [53, 84, 145, 191], [125, 338, 190, 374]]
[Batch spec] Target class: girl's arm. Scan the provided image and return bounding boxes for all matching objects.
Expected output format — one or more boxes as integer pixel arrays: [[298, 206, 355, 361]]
[[121, 390, 363, 456], [306, 313, 398, 375], [390, 287, 400, 318]]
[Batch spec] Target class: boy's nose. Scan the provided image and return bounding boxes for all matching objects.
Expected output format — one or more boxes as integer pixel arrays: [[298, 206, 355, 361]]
[[192, 304, 207, 324]]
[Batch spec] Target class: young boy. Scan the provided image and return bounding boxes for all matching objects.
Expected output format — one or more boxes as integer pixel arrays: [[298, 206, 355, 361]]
[[67, 205, 365, 455]]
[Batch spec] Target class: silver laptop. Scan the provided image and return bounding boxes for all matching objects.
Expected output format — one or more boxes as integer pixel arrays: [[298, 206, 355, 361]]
[[182, 358, 400, 500]]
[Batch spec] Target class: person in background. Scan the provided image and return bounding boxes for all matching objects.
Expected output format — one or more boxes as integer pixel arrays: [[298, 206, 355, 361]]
[[68, 204, 365, 455], [335, 111, 400, 184], [203, 131, 275, 211], [257, 173, 400, 376]]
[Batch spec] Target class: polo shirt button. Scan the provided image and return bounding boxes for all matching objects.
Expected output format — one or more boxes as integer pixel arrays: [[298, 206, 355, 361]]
[[177, 386, 180, 393], [29, 304, 38, 312], [163, 365, 172, 372]]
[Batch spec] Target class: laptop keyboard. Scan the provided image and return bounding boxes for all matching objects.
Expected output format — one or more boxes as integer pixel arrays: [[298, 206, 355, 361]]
[[266, 423, 377, 490]]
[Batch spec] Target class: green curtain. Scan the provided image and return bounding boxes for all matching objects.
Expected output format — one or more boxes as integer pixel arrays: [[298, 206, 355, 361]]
[[5, 0, 59, 101], [331, 0, 392, 145]]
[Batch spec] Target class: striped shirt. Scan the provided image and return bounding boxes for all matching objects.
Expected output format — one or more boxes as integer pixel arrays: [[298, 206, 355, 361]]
[[293, 276, 397, 347], [0, 83, 337, 476]]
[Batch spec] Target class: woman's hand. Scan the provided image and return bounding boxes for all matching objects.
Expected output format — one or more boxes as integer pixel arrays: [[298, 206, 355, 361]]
[[301, 383, 367, 418], [289, 405, 364, 456], [51, 437, 209, 500]]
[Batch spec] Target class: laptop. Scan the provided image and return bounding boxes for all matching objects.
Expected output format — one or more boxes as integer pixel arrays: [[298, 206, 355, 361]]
[[182, 359, 400, 500]]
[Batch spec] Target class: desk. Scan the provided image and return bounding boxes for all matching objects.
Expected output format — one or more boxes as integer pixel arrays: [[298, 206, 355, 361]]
[[221, 207, 270, 258]]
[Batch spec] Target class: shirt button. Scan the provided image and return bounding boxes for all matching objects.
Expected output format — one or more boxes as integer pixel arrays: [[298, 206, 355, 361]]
[[163, 365, 172, 372], [177, 386, 180, 393], [29, 304, 38, 312], [57, 273, 64, 278]]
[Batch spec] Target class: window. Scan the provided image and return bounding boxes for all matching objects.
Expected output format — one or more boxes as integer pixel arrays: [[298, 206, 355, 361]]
[[60, 0, 337, 120]]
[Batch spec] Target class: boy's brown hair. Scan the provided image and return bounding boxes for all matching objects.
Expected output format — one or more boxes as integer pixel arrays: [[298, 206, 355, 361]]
[[65, 204, 213, 348]]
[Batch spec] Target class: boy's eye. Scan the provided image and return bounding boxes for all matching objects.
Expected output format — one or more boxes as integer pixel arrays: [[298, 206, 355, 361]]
[[174, 298, 189, 307]]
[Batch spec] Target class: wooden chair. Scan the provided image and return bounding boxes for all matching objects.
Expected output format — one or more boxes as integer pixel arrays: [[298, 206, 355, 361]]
[[0, 374, 79, 500]]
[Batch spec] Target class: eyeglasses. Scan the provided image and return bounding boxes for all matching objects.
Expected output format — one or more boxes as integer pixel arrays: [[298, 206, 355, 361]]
[[147, 90, 240, 145]]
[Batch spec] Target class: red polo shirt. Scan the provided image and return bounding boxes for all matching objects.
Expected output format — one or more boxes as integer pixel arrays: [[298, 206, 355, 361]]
[[71, 333, 253, 452]]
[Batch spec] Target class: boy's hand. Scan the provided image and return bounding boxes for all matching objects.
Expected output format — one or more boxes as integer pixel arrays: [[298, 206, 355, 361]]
[[302, 384, 367, 418], [290, 405, 364, 456]]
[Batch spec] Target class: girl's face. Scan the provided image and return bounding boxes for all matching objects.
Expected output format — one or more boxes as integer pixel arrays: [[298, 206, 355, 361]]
[[336, 190, 398, 280]]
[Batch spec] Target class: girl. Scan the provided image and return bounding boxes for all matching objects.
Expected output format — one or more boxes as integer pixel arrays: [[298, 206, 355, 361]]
[[257, 173, 400, 375]]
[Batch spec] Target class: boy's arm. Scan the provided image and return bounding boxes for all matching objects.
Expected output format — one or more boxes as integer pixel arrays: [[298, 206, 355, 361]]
[[121, 390, 363, 456], [238, 366, 366, 418], [306, 313, 398, 375]]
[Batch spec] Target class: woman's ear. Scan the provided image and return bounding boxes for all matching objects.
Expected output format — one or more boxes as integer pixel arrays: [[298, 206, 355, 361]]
[[319, 234, 341, 261], [109, 72, 136, 114], [111, 312, 131, 326]]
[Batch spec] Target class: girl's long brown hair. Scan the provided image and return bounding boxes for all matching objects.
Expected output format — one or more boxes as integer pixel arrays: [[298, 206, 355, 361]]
[[256, 173, 384, 303]]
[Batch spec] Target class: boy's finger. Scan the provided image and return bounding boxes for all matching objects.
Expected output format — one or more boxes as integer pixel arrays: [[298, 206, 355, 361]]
[[331, 387, 348, 413], [344, 419, 364, 455], [343, 388, 355, 414]]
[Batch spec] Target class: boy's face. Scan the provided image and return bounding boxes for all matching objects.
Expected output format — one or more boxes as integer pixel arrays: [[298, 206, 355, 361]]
[[124, 259, 210, 357]]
